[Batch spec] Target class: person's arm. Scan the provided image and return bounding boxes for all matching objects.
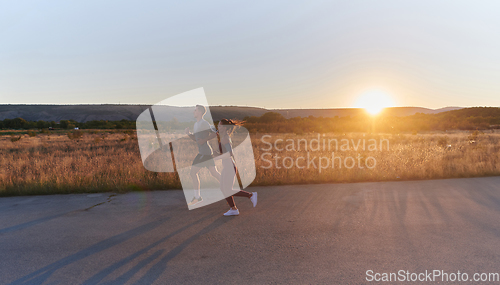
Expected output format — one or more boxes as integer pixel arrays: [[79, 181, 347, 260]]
[[214, 141, 234, 160], [197, 131, 217, 145], [184, 127, 196, 141], [196, 124, 217, 145], [225, 142, 234, 156]]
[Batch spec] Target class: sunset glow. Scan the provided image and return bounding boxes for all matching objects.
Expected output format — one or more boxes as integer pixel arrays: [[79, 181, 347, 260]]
[[353, 89, 396, 115]]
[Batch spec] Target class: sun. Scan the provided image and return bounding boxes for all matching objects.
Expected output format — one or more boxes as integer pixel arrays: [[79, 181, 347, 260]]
[[353, 89, 396, 115]]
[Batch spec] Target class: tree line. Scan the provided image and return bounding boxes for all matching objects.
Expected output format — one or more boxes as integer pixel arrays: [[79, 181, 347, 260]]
[[241, 107, 500, 133], [2, 107, 500, 133], [0, 118, 135, 130]]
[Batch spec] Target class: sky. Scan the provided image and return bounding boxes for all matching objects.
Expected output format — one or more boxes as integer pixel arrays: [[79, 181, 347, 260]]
[[1, 0, 500, 109]]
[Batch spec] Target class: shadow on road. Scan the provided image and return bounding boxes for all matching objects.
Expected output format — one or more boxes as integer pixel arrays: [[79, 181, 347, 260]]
[[8, 211, 228, 285], [0, 213, 67, 235], [130, 216, 229, 285], [9, 216, 172, 285], [81, 214, 227, 285]]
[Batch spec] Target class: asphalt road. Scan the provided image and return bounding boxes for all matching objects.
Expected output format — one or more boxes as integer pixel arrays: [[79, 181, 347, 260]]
[[2, 177, 500, 284]]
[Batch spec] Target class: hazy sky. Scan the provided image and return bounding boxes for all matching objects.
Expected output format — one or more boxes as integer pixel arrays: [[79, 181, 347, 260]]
[[1, 0, 500, 109]]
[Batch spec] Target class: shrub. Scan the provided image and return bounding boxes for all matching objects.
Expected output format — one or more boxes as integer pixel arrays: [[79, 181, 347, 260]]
[[67, 130, 83, 140], [10, 135, 22, 142]]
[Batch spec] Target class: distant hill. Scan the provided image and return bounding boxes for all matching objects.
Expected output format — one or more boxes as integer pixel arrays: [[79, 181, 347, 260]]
[[0, 104, 150, 123], [0, 104, 463, 122], [433, 107, 463, 113], [435, 107, 500, 118], [381, 106, 463, 117]]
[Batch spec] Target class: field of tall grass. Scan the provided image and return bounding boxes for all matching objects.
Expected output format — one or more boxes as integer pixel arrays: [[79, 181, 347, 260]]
[[1, 130, 499, 196]]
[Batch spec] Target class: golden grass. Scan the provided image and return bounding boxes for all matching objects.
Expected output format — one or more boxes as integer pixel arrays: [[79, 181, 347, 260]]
[[1, 130, 499, 196], [0, 131, 179, 196], [251, 131, 500, 185]]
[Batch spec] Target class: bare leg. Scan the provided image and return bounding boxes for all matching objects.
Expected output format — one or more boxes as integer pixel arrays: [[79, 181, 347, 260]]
[[208, 165, 221, 182], [221, 165, 239, 209], [225, 193, 253, 210], [226, 196, 236, 209], [190, 166, 201, 198]]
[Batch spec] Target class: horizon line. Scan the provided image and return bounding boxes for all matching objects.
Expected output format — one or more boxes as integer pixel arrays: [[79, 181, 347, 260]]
[[0, 103, 486, 110]]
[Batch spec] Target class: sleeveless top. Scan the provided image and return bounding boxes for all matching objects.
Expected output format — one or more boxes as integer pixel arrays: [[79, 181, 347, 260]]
[[220, 138, 233, 157], [219, 138, 237, 172]]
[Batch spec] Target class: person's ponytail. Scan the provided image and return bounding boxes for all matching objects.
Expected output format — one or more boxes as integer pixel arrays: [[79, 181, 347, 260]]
[[220, 118, 244, 135]]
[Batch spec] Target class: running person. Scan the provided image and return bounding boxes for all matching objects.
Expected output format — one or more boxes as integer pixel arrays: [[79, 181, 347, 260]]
[[185, 105, 221, 206], [214, 119, 257, 216]]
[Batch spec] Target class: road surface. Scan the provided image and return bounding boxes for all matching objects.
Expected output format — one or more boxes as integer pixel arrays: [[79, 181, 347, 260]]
[[2, 177, 500, 284]]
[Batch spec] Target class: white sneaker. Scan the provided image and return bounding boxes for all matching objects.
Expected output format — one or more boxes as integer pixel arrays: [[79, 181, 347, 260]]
[[187, 196, 203, 206], [223, 208, 240, 216], [250, 192, 258, 207]]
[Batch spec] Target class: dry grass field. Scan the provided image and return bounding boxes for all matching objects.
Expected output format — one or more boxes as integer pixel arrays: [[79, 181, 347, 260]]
[[1, 130, 500, 196], [251, 131, 500, 185], [0, 131, 179, 196]]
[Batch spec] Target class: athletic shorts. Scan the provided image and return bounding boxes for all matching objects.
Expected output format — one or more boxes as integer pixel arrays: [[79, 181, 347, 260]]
[[192, 154, 216, 168]]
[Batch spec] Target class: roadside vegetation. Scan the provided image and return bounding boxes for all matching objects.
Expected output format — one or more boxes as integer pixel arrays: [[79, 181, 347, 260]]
[[1, 128, 499, 196], [2, 107, 500, 196]]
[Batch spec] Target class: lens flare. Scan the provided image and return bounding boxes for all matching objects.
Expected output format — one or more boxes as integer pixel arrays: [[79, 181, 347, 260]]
[[353, 89, 396, 115]]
